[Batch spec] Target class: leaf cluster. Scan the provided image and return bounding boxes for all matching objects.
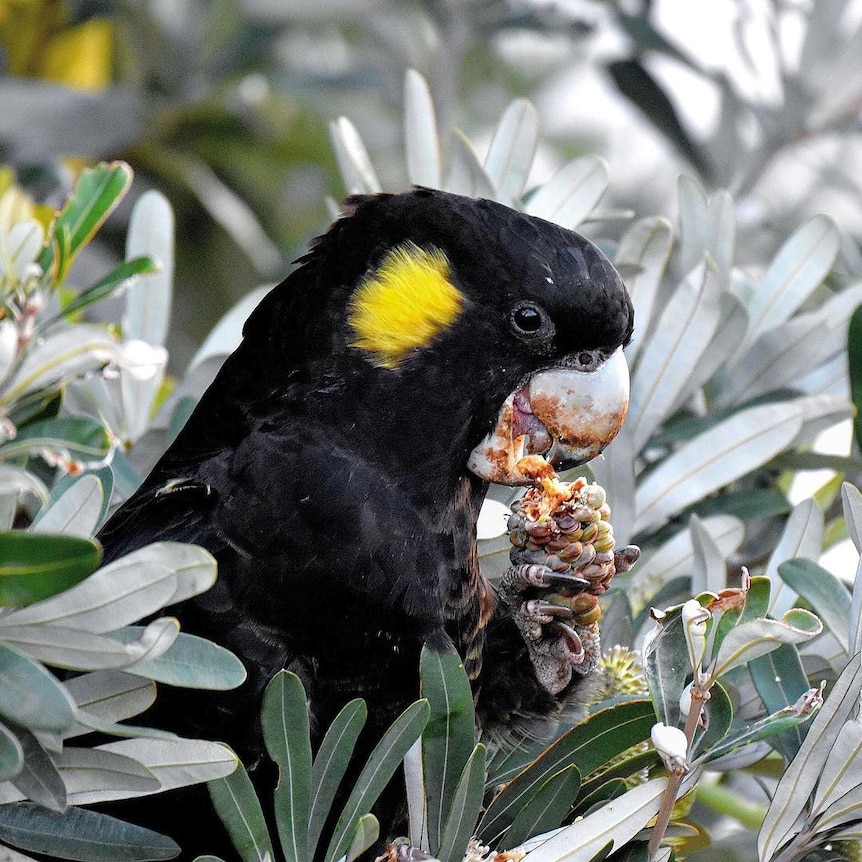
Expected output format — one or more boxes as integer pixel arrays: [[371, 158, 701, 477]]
[[0, 163, 247, 861]]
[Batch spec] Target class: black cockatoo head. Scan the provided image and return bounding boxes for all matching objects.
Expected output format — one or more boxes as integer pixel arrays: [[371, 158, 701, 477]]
[[238, 188, 633, 496]]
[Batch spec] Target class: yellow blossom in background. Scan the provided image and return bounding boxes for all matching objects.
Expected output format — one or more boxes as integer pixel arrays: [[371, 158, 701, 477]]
[[0, 0, 112, 92]]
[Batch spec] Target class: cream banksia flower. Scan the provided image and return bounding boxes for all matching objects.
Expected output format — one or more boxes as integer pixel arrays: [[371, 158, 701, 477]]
[[593, 645, 649, 702]]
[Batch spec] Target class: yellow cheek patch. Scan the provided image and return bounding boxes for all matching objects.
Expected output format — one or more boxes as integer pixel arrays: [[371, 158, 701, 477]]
[[348, 241, 464, 369]]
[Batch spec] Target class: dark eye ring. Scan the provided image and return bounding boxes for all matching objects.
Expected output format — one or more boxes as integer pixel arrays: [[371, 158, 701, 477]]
[[511, 303, 545, 335]]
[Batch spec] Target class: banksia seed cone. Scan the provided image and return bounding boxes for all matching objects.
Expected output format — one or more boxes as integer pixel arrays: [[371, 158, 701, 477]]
[[509, 474, 616, 614], [503, 458, 639, 687]]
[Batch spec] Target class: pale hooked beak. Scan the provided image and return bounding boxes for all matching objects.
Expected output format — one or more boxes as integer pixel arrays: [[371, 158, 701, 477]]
[[467, 347, 630, 485]]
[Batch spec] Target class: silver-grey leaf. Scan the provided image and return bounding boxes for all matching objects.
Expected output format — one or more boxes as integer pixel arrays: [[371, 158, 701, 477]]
[[628, 262, 723, 451], [634, 402, 804, 534], [404, 70, 441, 189], [742, 214, 839, 351], [123, 190, 174, 348], [30, 475, 103, 538], [524, 156, 607, 229], [483, 98, 538, 204], [614, 216, 673, 361], [767, 499, 824, 616], [329, 117, 381, 195], [758, 657, 862, 861]]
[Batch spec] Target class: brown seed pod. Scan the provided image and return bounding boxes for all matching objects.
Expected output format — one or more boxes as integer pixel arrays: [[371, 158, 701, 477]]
[[507, 465, 637, 644]]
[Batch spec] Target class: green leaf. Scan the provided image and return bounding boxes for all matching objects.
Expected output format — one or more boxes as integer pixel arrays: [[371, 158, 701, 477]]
[[690, 488, 791, 522], [711, 610, 823, 678], [698, 690, 822, 767], [633, 516, 743, 598], [325, 699, 429, 862], [437, 744, 486, 862], [811, 714, 862, 817], [711, 575, 771, 660], [502, 765, 581, 849], [344, 814, 379, 862], [642, 608, 688, 729], [39, 162, 133, 283], [738, 576, 772, 626], [0, 747, 162, 807], [30, 474, 105, 538], [850, 305, 862, 453], [778, 558, 851, 650], [812, 781, 862, 835], [1, 416, 112, 463], [107, 449, 145, 503], [420, 642, 476, 851], [479, 699, 654, 842], [1, 325, 117, 406], [749, 644, 811, 759], [0, 623, 145, 672], [1, 542, 212, 634], [112, 628, 247, 690], [0, 802, 178, 861], [577, 750, 661, 803], [759, 657, 862, 860], [485, 727, 550, 787], [63, 671, 156, 737], [84, 738, 237, 805], [692, 680, 733, 759], [208, 758, 274, 862], [10, 727, 66, 812], [0, 532, 101, 607], [42, 257, 156, 329], [575, 777, 628, 818], [518, 777, 668, 862], [51, 747, 160, 801], [0, 721, 23, 781], [0, 642, 75, 732], [607, 59, 712, 179], [710, 602, 742, 664], [776, 451, 862, 473], [262, 671, 311, 862], [309, 699, 367, 860]]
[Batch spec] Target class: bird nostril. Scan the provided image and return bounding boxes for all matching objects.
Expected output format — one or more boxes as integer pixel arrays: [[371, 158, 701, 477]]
[[577, 351, 598, 371]]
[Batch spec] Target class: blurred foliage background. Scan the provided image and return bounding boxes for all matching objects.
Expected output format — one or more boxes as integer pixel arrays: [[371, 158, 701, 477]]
[[4, 0, 862, 369]]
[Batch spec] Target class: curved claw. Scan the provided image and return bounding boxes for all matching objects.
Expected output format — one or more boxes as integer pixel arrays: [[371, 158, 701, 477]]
[[524, 599, 575, 623], [502, 565, 592, 594], [540, 571, 593, 592], [613, 545, 641, 574], [551, 621, 586, 664]]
